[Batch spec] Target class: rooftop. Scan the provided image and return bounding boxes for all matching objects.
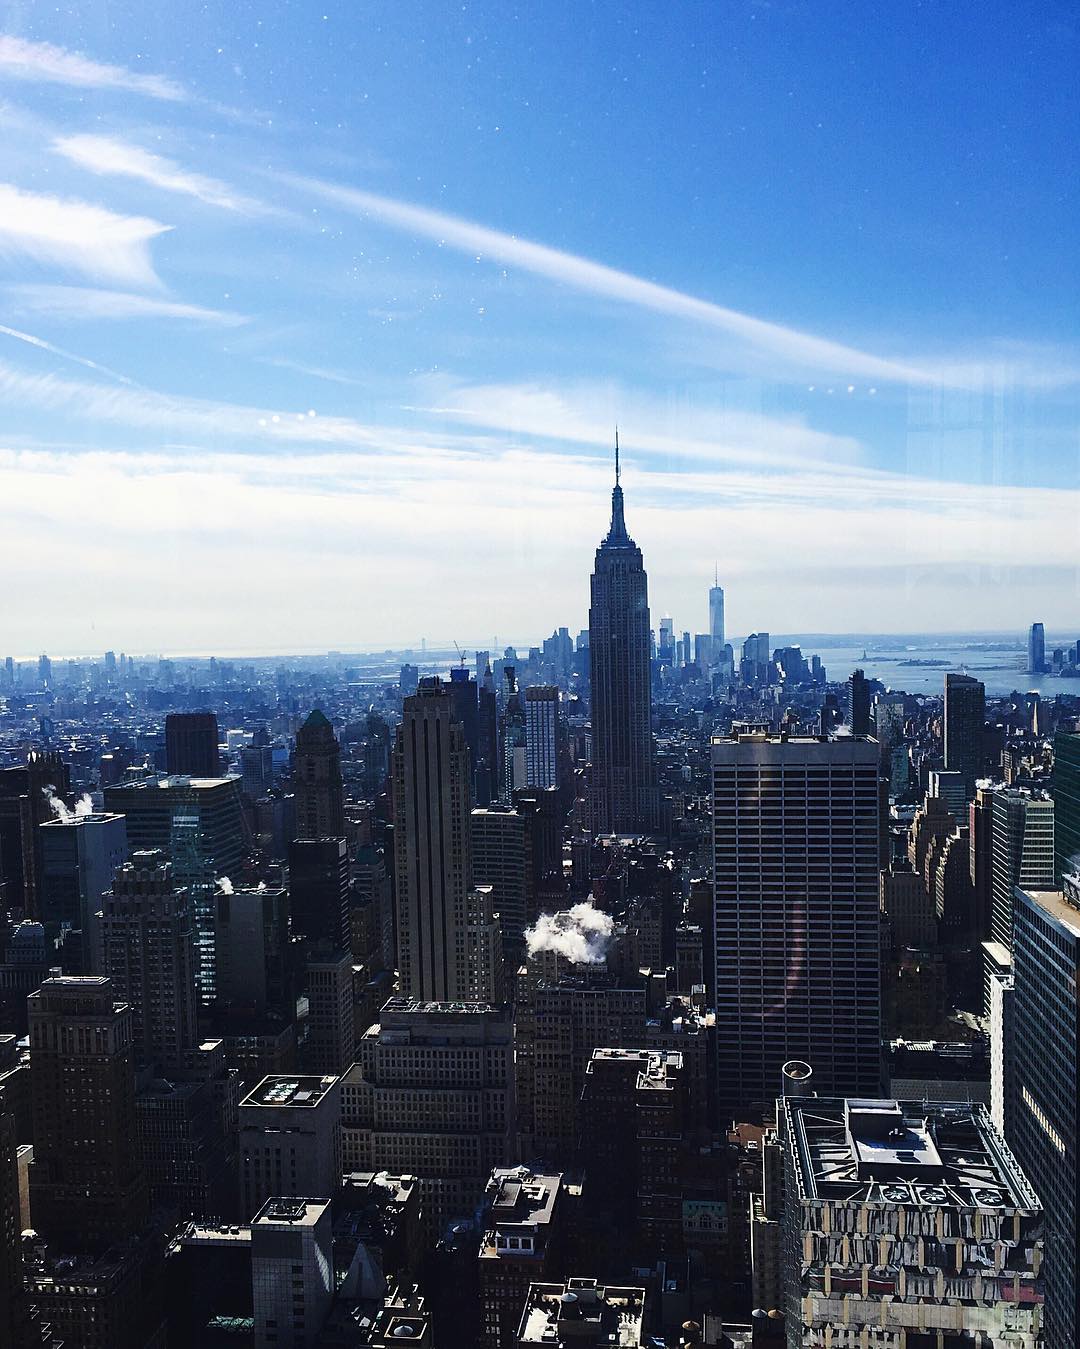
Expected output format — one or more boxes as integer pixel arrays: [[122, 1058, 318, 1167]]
[[252, 1196, 329, 1228], [481, 1167, 562, 1256], [785, 1096, 1041, 1211], [517, 1279, 645, 1346], [380, 996, 500, 1016], [39, 811, 123, 828], [241, 1074, 338, 1109], [1018, 885, 1080, 940]]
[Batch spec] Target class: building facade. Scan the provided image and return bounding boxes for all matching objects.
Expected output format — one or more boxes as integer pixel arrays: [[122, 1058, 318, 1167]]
[[943, 672, 985, 799], [989, 788, 1055, 949], [343, 999, 513, 1231], [393, 678, 477, 1001], [588, 454, 657, 836], [781, 1095, 1044, 1349], [27, 975, 149, 1251], [238, 1075, 342, 1221], [293, 709, 345, 840], [1011, 879, 1080, 1345], [100, 849, 199, 1071], [165, 712, 220, 778], [523, 686, 560, 791], [712, 732, 882, 1117]]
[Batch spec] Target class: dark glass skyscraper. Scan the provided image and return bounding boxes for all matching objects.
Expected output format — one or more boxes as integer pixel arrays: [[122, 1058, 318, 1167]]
[[846, 668, 871, 736], [165, 711, 220, 777], [1053, 731, 1080, 882], [1028, 621, 1046, 675], [944, 672, 985, 799], [588, 447, 656, 835]]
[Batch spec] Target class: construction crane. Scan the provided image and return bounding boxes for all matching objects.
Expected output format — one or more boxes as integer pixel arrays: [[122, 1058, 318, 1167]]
[[453, 641, 466, 669]]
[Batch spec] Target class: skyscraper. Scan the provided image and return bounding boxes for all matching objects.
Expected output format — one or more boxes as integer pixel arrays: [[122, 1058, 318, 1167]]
[[39, 810, 128, 960], [105, 774, 250, 1004], [100, 850, 199, 1071], [393, 677, 481, 1001], [523, 685, 560, 790], [293, 709, 345, 839], [712, 731, 882, 1117], [989, 788, 1055, 949], [344, 998, 513, 1230], [251, 1198, 334, 1347], [588, 443, 657, 835], [709, 572, 725, 651], [1028, 621, 1046, 675], [27, 975, 148, 1251], [0, 749, 70, 916], [1052, 730, 1080, 881], [944, 671, 985, 798], [288, 836, 351, 952], [165, 711, 220, 777], [846, 668, 872, 736], [1011, 878, 1080, 1345]]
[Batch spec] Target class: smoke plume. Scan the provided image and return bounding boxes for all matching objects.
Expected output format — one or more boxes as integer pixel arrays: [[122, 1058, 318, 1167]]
[[217, 876, 234, 894], [524, 900, 614, 964]]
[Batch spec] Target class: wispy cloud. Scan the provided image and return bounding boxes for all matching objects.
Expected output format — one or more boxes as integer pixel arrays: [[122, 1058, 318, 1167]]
[[285, 175, 1080, 393], [53, 133, 266, 214], [0, 324, 135, 384], [9, 283, 246, 326], [0, 35, 186, 102], [281, 176, 931, 387], [0, 183, 169, 286], [410, 376, 860, 472], [263, 356, 368, 387]]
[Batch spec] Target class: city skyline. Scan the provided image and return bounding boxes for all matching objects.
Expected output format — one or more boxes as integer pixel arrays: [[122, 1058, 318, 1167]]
[[0, 5, 1077, 651]]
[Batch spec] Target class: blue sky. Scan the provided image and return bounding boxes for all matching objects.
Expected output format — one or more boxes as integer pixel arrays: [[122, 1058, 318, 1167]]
[[0, 1, 1077, 655]]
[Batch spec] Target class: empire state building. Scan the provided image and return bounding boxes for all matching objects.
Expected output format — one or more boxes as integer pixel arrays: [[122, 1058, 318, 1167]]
[[589, 441, 657, 834]]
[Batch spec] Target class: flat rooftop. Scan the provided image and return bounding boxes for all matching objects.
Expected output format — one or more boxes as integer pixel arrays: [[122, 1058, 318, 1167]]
[[40, 812, 123, 828], [241, 1074, 338, 1109], [517, 1280, 645, 1346], [1019, 887, 1080, 940], [252, 1197, 329, 1228], [785, 1096, 1041, 1211], [380, 996, 501, 1016], [483, 1167, 562, 1245]]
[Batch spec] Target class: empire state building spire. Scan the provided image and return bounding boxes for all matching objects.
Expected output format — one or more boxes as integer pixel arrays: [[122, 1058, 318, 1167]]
[[605, 429, 631, 546], [588, 436, 657, 835]]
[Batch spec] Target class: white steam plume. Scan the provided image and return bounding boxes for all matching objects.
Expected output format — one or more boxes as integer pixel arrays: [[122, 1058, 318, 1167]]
[[217, 876, 234, 894], [524, 900, 614, 965], [42, 784, 71, 822], [74, 793, 93, 817]]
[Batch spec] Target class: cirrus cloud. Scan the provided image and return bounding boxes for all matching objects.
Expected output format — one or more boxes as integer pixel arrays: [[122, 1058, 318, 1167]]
[[0, 34, 186, 101], [0, 183, 170, 287]]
